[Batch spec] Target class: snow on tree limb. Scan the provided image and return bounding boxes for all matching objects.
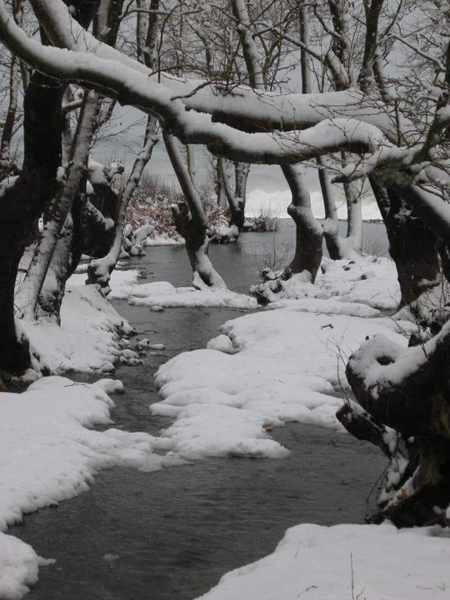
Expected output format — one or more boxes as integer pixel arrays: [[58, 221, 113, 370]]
[[0, 1, 400, 169], [0, 0, 448, 186], [23, 0, 407, 140]]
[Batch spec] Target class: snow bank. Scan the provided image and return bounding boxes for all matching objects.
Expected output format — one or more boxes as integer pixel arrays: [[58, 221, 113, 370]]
[[68, 268, 140, 300], [254, 256, 400, 311], [316, 257, 401, 311], [143, 233, 184, 246], [0, 535, 42, 600], [73, 270, 256, 309], [154, 307, 408, 459], [19, 285, 133, 374], [127, 281, 257, 309], [197, 522, 450, 600], [0, 376, 170, 599]]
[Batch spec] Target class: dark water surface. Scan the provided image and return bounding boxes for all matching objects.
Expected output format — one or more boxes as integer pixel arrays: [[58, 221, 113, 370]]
[[10, 226, 387, 600], [135, 220, 389, 293]]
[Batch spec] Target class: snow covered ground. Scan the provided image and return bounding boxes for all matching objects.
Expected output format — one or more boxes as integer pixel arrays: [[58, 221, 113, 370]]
[[138, 253, 448, 600], [143, 233, 184, 246], [96, 270, 258, 309], [8, 254, 442, 600], [0, 377, 172, 599], [261, 256, 401, 311], [127, 281, 257, 309], [19, 284, 133, 374], [153, 304, 409, 459], [197, 523, 450, 600], [150, 255, 407, 460]]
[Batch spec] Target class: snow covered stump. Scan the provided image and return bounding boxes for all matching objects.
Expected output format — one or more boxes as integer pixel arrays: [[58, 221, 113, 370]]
[[337, 323, 450, 527]]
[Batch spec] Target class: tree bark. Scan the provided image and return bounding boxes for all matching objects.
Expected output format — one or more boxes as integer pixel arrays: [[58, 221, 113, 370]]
[[0, 55, 20, 169], [0, 71, 63, 372], [370, 178, 442, 307], [282, 164, 323, 282], [220, 158, 248, 232], [87, 117, 159, 292], [38, 215, 75, 321], [17, 88, 101, 320], [164, 132, 226, 289], [338, 320, 450, 526]]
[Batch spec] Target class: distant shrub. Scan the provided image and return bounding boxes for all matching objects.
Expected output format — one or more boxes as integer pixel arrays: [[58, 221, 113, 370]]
[[127, 174, 228, 239]]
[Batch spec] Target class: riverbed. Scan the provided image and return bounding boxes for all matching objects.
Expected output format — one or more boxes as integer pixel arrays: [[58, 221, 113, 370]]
[[10, 225, 388, 599]]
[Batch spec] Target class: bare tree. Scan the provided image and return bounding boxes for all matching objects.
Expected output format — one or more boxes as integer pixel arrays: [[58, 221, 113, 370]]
[[232, 0, 323, 285]]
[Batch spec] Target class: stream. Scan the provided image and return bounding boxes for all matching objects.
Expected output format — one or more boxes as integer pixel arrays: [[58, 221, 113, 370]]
[[10, 225, 388, 600]]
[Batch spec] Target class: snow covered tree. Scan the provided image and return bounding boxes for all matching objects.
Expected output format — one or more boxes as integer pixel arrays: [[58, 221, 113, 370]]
[[0, 0, 449, 374], [16, 0, 127, 323]]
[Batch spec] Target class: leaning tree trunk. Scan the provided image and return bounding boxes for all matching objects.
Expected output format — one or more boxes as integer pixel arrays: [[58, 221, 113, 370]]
[[0, 71, 64, 373], [87, 116, 159, 293], [282, 164, 323, 282], [319, 160, 362, 260], [249, 164, 323, 305], [171, 202, 226, 289], [220, 158, 248, 233], [38, 215, 75, 322], [337, 320, 450, 527], [164, 132, 226, 289], [18, 0, 129, 321], [370, 178, 442, 309], [232, 0, 324, 302], [37, 191, 116, 321], [17, 89, 100, 321]]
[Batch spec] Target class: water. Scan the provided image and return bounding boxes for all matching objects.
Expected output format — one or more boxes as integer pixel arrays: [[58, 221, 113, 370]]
[[134, 220, 389, 293], [9, 224, 388, 600]]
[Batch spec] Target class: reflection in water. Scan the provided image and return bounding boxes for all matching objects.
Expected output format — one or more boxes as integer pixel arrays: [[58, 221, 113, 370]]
[[10, 227, 387, 600]]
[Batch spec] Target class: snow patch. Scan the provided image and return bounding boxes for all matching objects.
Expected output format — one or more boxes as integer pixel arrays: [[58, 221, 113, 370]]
[[254, 256, 400, 311], [197, 523, 450, 600], [0, 376, 168, 598], [19, 285, 132, 374], [127, 281, 257, 309], [153, 307, 408, 459]]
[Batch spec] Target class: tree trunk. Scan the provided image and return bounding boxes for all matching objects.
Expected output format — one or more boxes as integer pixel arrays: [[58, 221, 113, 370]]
[[17, 89, 101, 321], [231, 162, 250, 230], [38, 215, 75, 322], [171, 202, 226, 289], [87, 117, 159, 293], [320, 160, 362, 259], [338, 320, 450, 526], [219, 158, 248, 232], [282, 164, 323, 282], [0, 71, 64, 372], [164, 132, 226, 289], [370, 178, 442, 308], [344, 177, 363, 252], [0, 55, 20, 169]]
